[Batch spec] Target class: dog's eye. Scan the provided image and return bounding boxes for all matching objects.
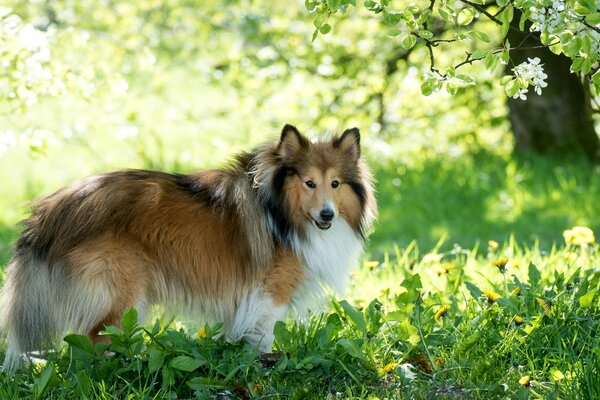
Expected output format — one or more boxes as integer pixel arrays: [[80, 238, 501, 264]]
[[331, 180, 340, 189], [305, 180, 316, 189]]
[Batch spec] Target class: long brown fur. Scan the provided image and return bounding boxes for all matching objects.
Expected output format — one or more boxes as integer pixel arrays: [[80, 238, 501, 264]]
[[0, 124, 376, 370]]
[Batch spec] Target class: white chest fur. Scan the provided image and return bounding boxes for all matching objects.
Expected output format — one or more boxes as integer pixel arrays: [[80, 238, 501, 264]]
[[291, 218, 363, 313]]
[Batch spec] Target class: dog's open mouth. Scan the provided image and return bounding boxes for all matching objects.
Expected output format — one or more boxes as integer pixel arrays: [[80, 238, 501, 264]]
[[313, 219, 332, 230]]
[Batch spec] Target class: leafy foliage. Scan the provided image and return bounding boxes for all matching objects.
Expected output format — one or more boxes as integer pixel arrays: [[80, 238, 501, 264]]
[[306, 0, 600, 98], [1, 240, 599, 399]]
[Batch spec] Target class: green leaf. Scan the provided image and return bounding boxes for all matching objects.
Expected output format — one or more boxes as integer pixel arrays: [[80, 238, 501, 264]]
[[339, 300, 367, 335], [446, 82, 458, 95], [438, 8, 453, 22], [579, 288, 597, 308], [574, 0, 595, 14], [496, 0, 509, 6], [64, 334, 95, 355], [169, 355, 204, 372], [455, 73, 475, 84], [484, 52, 498, 71], [457, 8, 474, 25], [319, 23, 332, 34], [465, 281, 484, 300], [471, 30, 490, 43], [121, 307, 138, 333], [337, 338, 365, 359], [500, 5, 514, 38], [528, 263, 541, 287], [419, 29, 433, 40], [33, 366, 55, 400], [401, 34, 417, 49], [148, 348, 165, 374], [586, 13, 600, 25], [420, 77, 438, 96]]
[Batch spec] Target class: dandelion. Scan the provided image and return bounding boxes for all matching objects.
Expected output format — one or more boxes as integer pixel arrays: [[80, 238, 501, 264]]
[[513, 315, 524, 325], [511, 287, 521, 296], [536, 298, 551, 316], [377, 361, 399, 377], [484, 289, 501, 303], [365, 260, 379, 270], [488, 240, 499, 251], [563, 226, 595, 246], [435, 305, 450, 319], [436, 262, 454, 276], [492, 257, 509, 273], [519, 375, 531, 387], [197, 326, 207, 338]]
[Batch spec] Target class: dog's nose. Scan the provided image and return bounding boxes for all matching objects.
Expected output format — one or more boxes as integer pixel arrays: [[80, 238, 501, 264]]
[[320, 208, 334, 222]]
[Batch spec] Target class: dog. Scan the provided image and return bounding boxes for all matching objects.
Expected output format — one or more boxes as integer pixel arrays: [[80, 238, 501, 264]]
[[0, 124, 376, 370]]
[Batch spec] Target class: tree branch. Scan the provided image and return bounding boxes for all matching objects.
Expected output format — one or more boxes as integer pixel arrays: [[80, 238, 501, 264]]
[[460, 0, 503, 25]]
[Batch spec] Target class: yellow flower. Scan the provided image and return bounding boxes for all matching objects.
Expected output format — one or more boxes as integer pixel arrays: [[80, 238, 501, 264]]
[[197, 326, 207, 338], [484, 289, 501, 303], [436, 262, 454, 276], [488, 240, 499, 251], [536, 298, 551, 316], [365, 260, 379, 270], [513, 315, 524, 325], [434, 305, 450, 319], [519, 375, 531, 387], [563, 226, 595, 246], [511, 287, 521, 296], [377, 361, 399, 377], [492, 257, 509, 272]]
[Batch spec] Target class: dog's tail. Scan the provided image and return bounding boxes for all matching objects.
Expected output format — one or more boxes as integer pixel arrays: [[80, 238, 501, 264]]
[[1, 253, 55, 371]]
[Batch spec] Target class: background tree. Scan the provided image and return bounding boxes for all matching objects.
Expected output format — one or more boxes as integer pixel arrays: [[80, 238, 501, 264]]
[[305, 0, 600, 161]]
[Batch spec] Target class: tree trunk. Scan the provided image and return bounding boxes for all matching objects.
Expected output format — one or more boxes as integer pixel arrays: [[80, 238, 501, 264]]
[[506, 11, 600, 162]]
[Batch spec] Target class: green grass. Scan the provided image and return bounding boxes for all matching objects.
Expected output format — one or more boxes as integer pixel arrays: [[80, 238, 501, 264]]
[[1, 241, 598, 399]]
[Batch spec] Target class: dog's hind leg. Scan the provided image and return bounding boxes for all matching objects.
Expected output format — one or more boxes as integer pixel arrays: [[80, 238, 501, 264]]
[[64, 238, 150, 345]]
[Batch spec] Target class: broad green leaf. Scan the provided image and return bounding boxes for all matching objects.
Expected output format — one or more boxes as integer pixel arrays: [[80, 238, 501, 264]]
[[528, 263, 541, 287], [574, 0, 595, 14], [446, 82, 458, 95], [398, 273, 422, 303], [148, 348, 165, 374], [169, 355, 204, 372], [484, 52, 498, 71], [319, 23, 332, 34], [419, 30, 434, 40], [465, 281, 484, 300], [500, 5, 514, 38], [505, 79, 519, 97], [586, 13, 600, 25], [457, 8, 474, 25], [471, 30, 490, 42], [121, 307, 138, 333], [339, 300, 367, 334], [33, 366, 55, 400], [64, 334, 95, 355], [402, 34, 417, 49], [337, 338, 365, 359], [579, 288, 596, 308]]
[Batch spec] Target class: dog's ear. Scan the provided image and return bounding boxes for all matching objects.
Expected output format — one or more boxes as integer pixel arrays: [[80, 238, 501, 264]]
[[334, 127, 361, 161], [278, 124, 308, 159]]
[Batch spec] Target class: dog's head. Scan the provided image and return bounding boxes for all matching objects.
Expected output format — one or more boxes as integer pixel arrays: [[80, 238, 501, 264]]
[[276, 124, 368, 233]]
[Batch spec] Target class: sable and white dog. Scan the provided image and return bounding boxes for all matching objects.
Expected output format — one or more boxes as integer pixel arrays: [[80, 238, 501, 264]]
[[0, 124, 377, 370]]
